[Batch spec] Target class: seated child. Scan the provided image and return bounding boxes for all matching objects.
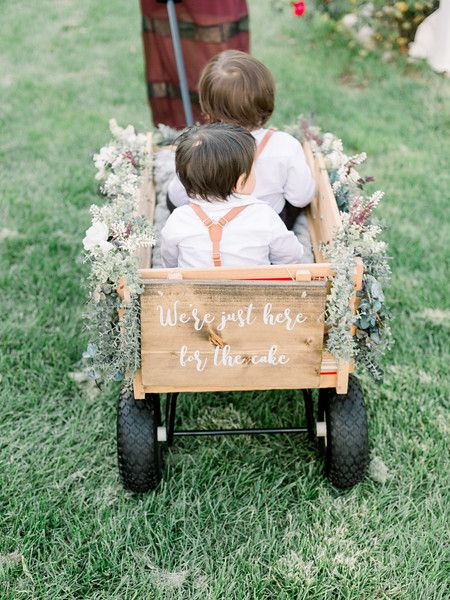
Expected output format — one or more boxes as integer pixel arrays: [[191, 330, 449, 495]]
[[160, 123, 304, 269], [167, 50, 315, 230]]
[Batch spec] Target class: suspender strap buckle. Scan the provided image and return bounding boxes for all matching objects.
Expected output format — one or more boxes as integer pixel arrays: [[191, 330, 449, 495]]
[[190, 203, 248, 267]]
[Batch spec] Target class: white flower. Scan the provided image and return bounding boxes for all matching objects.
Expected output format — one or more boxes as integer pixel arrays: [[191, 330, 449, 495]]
[[348, 168, 362, 184], [94, 146, 117, 180], [109, 119, 147, 152], [324, 150, 347, 170], [109, 118, 122, 139], [348, 152, 367, 166], [341, 13, 358, 29], [356, 25, 375, 49], [360, 3, 374, 18], [83, 221, 114, 253], [321, 133, 344, 158]]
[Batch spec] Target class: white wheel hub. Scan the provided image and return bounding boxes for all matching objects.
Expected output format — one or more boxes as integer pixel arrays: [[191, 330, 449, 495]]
[[157, 426, 167, 442], [316, 421, 327, 438]]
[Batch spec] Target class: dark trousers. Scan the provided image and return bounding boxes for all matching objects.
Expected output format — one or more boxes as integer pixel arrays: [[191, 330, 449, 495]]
[[167, 195, 301, 231], [278, 202, 301, 230], [167, 194, 177, 213]]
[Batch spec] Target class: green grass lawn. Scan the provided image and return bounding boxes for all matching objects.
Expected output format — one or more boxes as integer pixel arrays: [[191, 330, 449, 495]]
[[1, 1, 449, 598]]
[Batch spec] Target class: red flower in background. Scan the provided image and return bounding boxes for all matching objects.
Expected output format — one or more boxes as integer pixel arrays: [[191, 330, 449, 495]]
[[293, 1, 306, 16]]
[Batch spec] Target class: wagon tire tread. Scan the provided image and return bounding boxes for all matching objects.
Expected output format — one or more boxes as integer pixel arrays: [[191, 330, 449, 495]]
[[324, 375, 368, 488], [117, 388, 162, 493]]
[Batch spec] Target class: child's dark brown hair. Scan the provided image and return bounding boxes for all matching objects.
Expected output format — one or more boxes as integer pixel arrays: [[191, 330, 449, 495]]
[[175, 123, 256, 202], [199, 50, 275, 130]]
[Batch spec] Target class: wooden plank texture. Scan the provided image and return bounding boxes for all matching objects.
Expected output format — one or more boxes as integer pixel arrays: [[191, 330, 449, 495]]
[[139, 259, 363, 289], [316, 152, 342, 244], [140, 263, 327, 281], [303, 142, 342, 260], [135, 132, 156, 269], [140, 280, 327, 392], [303, 141, 324, 261]]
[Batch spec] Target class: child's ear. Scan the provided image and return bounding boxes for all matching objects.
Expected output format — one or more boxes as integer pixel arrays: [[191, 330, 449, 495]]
[[234, 173, 247, 193], [235, 168, 255, 195]]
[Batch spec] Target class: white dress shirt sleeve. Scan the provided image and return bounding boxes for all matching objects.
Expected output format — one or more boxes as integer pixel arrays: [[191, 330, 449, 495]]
[[167, 174, 191, 208], [269, 212, 305, 265], [160, 216, 180, 268], [283, 141, 315, 208]]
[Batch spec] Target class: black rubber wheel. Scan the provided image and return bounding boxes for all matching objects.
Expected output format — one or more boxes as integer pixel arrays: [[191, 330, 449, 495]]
[[117, 388, 163, 493], [318, 375, 368, 488]]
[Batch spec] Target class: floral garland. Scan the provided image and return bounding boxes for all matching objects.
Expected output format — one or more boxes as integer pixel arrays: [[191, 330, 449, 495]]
[[287, 118, 392, 381], [83, 119, 390, 386], [82, 120, 154, 385]]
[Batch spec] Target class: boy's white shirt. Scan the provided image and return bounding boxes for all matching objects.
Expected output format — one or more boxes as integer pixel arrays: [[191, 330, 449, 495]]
[[160, 193, 304, 269], [168, 128, 315, 214]]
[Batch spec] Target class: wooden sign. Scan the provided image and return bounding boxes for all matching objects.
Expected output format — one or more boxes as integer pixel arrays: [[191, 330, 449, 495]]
[[140, 281, 327, 392]]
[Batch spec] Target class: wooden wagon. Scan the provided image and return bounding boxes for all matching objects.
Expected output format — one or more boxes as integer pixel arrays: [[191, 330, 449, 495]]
[[117, 140, 368, 493]]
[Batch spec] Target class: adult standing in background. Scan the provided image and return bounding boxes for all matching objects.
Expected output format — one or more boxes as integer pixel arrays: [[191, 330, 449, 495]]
[[409, 0, 450, 76], [140, 0, 249, 128]]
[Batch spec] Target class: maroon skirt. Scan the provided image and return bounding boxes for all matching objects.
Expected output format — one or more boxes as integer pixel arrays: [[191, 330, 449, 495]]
[[140, 0, 249, 128]]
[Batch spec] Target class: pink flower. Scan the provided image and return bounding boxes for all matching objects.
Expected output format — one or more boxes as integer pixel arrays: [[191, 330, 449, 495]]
[[300, 118, 323, 145], [349, 191, 384, 226], [293, 1, 306, 16], [122, 150, 137, 168]]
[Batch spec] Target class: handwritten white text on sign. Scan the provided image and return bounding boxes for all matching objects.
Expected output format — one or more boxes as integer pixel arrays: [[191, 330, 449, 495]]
[[157, 301, 307, 332], [156, 301, 308, 372]]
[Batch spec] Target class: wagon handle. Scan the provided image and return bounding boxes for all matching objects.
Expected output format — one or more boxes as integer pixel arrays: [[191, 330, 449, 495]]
[[158, 0, 194, 127]]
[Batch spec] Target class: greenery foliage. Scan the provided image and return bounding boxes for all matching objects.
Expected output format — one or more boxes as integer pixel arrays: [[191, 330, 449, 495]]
[[315, 0, 438, 53], [287, 118, 391, 380], [82, 120, 154, 384]]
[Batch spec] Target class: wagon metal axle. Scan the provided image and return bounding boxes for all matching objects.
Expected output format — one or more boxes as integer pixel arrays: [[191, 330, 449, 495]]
[[160, 390, 319, 446], [172, 426, 309, 438]]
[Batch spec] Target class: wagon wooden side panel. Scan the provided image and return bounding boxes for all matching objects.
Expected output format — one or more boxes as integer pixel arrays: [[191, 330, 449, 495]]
[[303, 141, 341, 262], [135, 133, 156, 269], [139, 280, 327, 393]]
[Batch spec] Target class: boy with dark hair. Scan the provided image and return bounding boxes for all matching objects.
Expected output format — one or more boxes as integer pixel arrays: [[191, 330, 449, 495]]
[[160, 123, 304, 268]]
